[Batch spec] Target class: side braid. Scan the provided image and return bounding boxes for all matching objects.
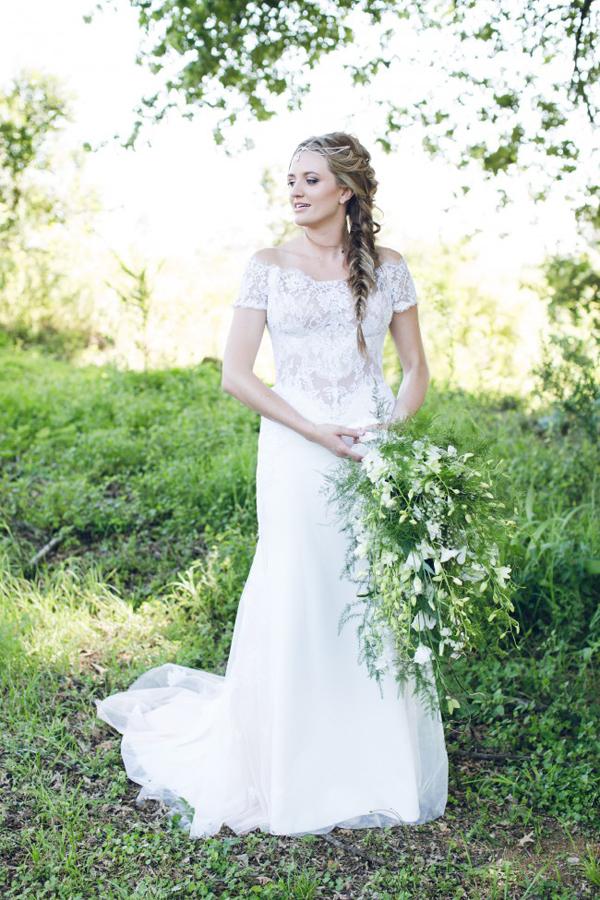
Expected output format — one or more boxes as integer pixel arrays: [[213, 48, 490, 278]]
[[346, 179, 381, 360], [290, 132, 382, 360]]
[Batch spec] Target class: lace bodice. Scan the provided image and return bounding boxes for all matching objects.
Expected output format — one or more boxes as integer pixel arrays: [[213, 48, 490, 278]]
[[231, 254, 418, 421]]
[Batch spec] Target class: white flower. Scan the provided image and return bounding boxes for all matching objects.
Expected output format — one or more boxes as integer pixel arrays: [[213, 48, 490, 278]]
[[494, 565, 511, 587], [359, 430, 379, 442], [354, 541, 370, 559], [426, 520, 442, 540], [413, 644, 432, 665], [381, 484, 396, 508], [413, 574, 423, 594], [404, 549, 422, 571], [411, 611, 436, 631], [440, 546, 459, 562], [447, 444, 457, 456], [420, 540, 436, 558], [380, 550, 398, 567], [362, 449, 388, 483]]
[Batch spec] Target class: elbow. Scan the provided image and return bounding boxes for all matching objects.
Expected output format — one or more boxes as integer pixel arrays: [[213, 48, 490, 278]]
[[404, 358, 430, 381], [220, 362, 235, 394], [221, 368, 249, 397], [221, 372, 234, 395]]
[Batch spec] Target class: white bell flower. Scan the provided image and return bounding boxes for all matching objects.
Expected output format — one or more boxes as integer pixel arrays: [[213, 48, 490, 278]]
[[413, 644, 432, 665], [411, 611, 436, 631]]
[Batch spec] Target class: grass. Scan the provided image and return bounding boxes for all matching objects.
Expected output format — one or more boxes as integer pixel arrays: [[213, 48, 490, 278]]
[[0, 345, 598, 897]]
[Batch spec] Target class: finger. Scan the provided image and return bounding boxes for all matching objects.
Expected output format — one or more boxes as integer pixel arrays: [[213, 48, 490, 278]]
[[342, 445, 366, 462], [339, 426, 366, 438]]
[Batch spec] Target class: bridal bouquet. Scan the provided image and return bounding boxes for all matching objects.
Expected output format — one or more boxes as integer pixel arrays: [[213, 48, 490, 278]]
[[320, 414, 520, 717]]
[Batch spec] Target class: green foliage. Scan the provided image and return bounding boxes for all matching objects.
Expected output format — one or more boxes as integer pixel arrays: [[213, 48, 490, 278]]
[[93, 1, 598, 214], [0, 73, 99, 358], [0, 347, 599, 895], [0, 71, 70, 236], [530, 253, 600, 442], [454, 628, 600, 826], [321, 410, 520, 717], [106, 254, 165, 371], [0, 349, 260, 603]]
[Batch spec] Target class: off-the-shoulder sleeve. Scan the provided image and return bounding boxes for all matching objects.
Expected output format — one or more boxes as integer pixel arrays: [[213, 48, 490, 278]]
[[231, 256, 269, 310], [387, 257, 418, 313]]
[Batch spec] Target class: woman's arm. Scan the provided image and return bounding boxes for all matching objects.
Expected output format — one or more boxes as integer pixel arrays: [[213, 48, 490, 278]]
[[388, 305, 430, 423], [376, 245, 430, 424], [221, 307, 366, 459], [221, 307, 316, 440]]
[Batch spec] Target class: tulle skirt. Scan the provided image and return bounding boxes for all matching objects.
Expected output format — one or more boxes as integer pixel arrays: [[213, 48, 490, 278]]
[[95, 382, 448, 837]]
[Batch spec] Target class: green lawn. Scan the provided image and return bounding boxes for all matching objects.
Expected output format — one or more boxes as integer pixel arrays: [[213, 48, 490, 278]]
[[0, 346, 598, 898]]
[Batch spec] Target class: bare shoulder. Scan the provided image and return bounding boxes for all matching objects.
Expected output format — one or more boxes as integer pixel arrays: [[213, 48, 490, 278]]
[[252, 247, 280, 265], [375, 245, 405, 265]]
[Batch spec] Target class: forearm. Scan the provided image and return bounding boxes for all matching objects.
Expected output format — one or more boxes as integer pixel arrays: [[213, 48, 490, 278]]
[[390, 363, 430, 423], [222, 370, 316, 441]]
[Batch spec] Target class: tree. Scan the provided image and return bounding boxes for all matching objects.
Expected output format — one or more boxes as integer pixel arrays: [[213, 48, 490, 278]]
[[0, 73, 99, 357], [0, 71, 71, 237], [90, 1, 598, 221]]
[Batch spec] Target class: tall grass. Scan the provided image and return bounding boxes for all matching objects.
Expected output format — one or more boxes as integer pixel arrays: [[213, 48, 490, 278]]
[[0, 346, 598, 896]]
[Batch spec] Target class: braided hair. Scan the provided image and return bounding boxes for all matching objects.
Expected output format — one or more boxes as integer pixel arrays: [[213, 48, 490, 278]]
[[290, 132, 382, 360]]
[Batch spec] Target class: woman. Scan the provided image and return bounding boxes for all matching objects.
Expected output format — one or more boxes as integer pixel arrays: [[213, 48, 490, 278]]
[[96, 132, 448, 838]]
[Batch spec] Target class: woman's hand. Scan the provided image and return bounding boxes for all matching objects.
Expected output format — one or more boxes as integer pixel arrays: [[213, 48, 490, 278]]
[[308, 423, 367, 461]]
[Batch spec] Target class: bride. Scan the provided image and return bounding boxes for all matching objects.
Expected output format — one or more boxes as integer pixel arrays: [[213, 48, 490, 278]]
[[95, 131, 448, 838]]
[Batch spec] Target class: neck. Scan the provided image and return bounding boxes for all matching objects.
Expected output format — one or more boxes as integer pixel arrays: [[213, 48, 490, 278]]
[[303, 223, 348, 260]]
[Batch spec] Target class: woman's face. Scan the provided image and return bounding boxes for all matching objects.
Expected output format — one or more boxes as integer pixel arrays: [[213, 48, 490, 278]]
[[287, 149, 352, 225]]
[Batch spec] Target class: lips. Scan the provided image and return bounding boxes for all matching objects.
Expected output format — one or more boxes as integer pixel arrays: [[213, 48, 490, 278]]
[[294, 203, 310, 210]]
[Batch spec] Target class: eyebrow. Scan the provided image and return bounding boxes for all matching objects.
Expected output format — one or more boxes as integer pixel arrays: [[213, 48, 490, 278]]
[[287, 171, 319, 177]]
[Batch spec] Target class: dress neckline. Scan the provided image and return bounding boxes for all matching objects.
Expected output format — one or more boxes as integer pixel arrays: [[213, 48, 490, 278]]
[[250, 258, 403, 285]]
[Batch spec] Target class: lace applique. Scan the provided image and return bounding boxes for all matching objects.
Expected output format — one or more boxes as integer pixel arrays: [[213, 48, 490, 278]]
[[231, 254, 419, 417], [384, 257, 418, 313], [231, 255, 269, 309]]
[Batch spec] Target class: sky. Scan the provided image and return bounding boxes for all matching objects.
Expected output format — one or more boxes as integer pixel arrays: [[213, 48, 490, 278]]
[[1, 1, 584, 267], [0, 1, 588, 378]]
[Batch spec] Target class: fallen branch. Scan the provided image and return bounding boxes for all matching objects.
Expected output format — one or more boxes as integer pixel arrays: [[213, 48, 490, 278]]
[[28, 534, 62, 567], [319, 832, 387, 867]]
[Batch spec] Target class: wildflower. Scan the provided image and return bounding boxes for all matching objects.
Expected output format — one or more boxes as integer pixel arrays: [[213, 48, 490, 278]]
[[494, 565, 511, 587], [426, 520, 442, 541], [404, 549, 422, 571], [440, 546, 459, 562], [380, 550, 397, 568], [411, 611, 436, 631], [362, 450, 388, 483], [413, 644, 432, 665], [354, 541, 370, 559]]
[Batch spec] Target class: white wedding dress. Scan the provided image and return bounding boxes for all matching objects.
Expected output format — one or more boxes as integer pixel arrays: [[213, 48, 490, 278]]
[[95, 253, 448, 838]]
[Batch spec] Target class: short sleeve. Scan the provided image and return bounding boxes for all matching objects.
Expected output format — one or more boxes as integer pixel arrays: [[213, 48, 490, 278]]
[[231, 255, 269, 310], [387, 257, 418, 313]]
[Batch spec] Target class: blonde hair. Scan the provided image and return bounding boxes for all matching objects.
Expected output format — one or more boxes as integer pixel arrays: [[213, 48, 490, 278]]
[[290, 132, 382, 359]]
